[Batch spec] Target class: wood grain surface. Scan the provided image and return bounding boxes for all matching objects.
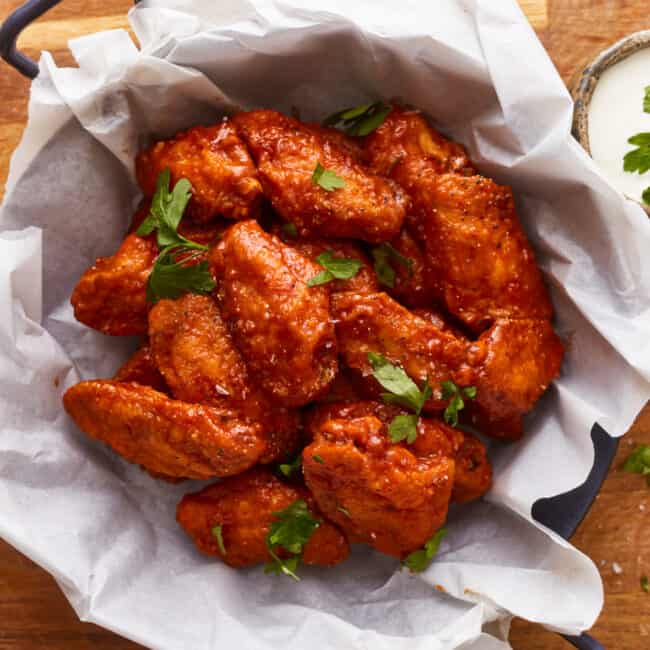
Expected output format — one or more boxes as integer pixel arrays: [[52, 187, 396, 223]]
[[0, 1, 649, 649]]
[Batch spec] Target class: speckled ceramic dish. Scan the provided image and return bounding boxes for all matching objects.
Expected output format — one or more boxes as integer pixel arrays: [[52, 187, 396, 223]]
[[571, 30, 650, 216]]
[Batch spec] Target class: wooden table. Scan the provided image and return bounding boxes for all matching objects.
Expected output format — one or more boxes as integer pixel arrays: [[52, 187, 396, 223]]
[[0, 1, 649, 648]]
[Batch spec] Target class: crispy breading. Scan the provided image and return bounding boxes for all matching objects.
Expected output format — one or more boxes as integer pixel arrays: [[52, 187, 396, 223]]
[[176, 468, 349, 569], [363, 105, 475, 180], [331, 291, 474, 410], [113, 344, 169, 393], [148, 294, 301, 463], [273, 227, 378, 294], [210, 220, 338, 407], [63, 381, 267, 479], [71, 232, 157, 336], [136, 122, 262, 223], [303, 401, 456, 557], [232, 110, 408, 242], [466, 318, 564, 439]]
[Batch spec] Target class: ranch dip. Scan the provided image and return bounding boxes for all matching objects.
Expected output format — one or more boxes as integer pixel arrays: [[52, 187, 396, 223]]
[[588, 47, 650, 204]]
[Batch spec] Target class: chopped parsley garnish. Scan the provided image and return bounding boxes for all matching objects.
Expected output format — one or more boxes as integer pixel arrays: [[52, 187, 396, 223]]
[[402, 528, 447, 572], [623, 133, 650, 175], [367, 352, 432, 444], [278, 454, 302, 478], [264, 500, 320, 581], [211, 525, 226, 555], [371, 243, 413, 288], [312, 455, 325, 464], [642, 186, 650, 206], [441, 380, 477, 428], [311, 163, 346, 192], [282, 222, 298, 237], [644, 85, 650, 114], [323, 102, 392, 136], [642, 575, 650, 593], [307, 250, 363, 286], [137, 169, 215, 302], [623, 444, 650, 485]]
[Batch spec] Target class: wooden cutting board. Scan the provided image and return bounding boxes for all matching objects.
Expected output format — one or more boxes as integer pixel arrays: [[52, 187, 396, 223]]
[[1, 1, 650, 649]]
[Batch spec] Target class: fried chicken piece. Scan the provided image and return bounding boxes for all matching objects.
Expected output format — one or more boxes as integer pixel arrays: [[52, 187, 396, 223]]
[[71, 232, 157, 336], [113, 344, 169, 393], [273, 226, 378, 294], [314, 367, 366, 406], [303, 401, 456, 558], [148, 294, 300, 463], [63, 381, 267, 479], [305, 401, 491, 504], [176, 468, 349, 569], [363, 105, 475, 180], [136, 122, 263, 223], [332, 291, 474, 410], [383, 227, 438, 308], [408, 173, 553, 330], [466, 319, 564, 439], [210, 220, 338, 407], [232, 110, 407, 242]]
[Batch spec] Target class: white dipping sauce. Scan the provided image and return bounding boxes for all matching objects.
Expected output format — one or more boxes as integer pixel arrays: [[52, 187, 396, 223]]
[[588, 47, 650, 203]]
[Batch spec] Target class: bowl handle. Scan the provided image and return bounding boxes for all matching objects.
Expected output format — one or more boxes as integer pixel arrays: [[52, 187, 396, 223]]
[[0, 0, 62, 78]]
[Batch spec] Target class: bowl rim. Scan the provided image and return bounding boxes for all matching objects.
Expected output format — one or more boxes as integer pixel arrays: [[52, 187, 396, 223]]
[[570, 29, 650, 217]]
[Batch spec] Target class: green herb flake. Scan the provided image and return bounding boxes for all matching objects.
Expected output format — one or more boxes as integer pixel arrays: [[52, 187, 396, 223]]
[[367, 352, 432, 444], [307, 250, 363, 287], [642, 187, 650, 206], [441, 380, 477, 428], [312, 455, 325, 464], [623, 444, 650, 485], [139, 169, 215, 303], [337, 505, 351, 518], [278, 454, 302, 479], [623, 133, 650, 175], [282, 223, 298, 238], [211, 525, 227, 555], [642, 575, 650, 593], [644, 86, 650, 114], [402, 528, 447, 573], [311, 163, 346, 192], [371, 243, 414, 289], [263, 500, 320, 581], [324, 102, 393, 136]]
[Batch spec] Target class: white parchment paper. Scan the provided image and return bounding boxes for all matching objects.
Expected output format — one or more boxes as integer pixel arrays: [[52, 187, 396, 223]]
[[2, 1, 650, 648]]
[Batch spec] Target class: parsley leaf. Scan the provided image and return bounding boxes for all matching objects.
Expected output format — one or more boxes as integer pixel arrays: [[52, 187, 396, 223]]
[[307, 250, 363, 286], [282, 223, 298, 237], [311, 163, 346, 192], [264, 500, 320, 581], [623, 133, 650, 175], [623, 444, 650, 485], [211, 525, 226, 555], [642, 575, 650, 593], [441, 380, 477, 427], [402, 528, 447, 572], [367, 352, 432, 443], [644, 86, 650, 114], [312, 455, 325, 464], [278, 454, 302, 478], [371, 243, 414, 289], [642, 187, 650, 206], [139, 170, 215, 303], [324, 102, 392, 136]]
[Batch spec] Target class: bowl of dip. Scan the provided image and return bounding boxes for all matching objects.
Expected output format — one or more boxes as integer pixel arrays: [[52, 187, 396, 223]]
[[571, 30, 650, 216]]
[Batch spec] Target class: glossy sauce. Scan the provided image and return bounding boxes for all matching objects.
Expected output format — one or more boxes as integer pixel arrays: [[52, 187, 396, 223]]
[[588, 48, 650, 203]]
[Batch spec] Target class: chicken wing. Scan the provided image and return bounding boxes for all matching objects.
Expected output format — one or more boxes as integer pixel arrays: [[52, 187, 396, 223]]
[[331, 291, 473, 410], [71, 232, 157, 336], [467, 318, 564, 439], [136, 122, 263, 223], [210, 220, 338, 407], [232, 110, 408, 242], [63, 381, 267, 479], [302, 401, 456, 557], [148, 293, 301, 463], [176, 468, 349, 569], [113, 343, 169, 393], [363, 105, 475, 181]]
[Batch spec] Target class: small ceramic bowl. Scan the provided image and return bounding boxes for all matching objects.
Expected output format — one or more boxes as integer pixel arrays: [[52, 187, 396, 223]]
[[571, 29, 650, 216]]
